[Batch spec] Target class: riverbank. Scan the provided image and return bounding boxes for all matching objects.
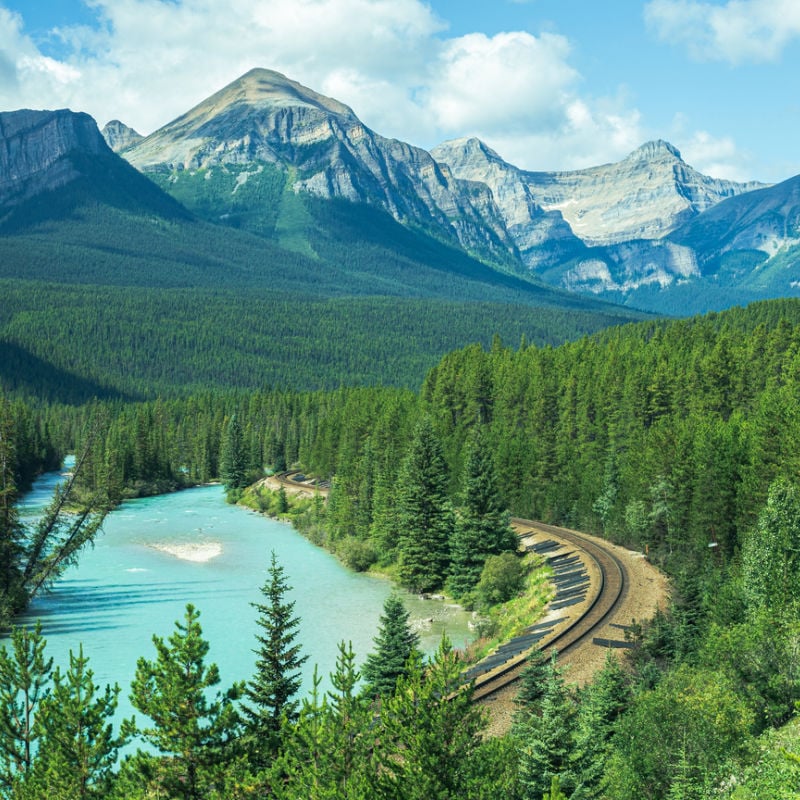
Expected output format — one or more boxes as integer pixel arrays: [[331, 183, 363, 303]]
[[237, 476, 558, 666]]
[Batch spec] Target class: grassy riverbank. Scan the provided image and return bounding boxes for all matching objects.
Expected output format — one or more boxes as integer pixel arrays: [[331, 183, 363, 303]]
[[237, 480, 554, 666]]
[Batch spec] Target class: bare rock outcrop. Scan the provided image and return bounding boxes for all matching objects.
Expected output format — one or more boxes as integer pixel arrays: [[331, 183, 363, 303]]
[[0, 109, 108, 207], [101, 119, 143, 153]]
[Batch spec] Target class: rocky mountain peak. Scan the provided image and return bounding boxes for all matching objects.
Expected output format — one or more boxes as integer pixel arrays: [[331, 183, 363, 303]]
[[101, 119, 143, 153], [0, 109, 109, 207], [433, 137, 504, 165], [124, 68, 359, 171], [435, 134, 763, 249], [626, 139, 683, 163], [222, 68, 357, 118]]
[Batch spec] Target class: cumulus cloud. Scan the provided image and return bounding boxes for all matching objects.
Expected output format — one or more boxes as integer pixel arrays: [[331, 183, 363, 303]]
[[645, 0, 800, 64], [678, 131, 751, 180], [0, 0, 681, 173]]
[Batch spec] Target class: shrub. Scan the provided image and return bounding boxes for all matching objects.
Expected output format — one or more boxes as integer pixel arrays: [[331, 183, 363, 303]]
[[476, 552, 525, 608]]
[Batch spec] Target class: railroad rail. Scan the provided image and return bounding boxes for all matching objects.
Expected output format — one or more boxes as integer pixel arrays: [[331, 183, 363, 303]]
[[469, 519, 628, 701], [272, 471, 631, 701]]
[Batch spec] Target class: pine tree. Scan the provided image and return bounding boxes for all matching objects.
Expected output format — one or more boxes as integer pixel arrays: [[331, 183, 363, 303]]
[[279, 643, 375, 799], [129, 604, 242, 800], [29, 646, 127, 799], [449, 428, 518, 598], [0, 400, 25, 624], [571, 651, 630, 800], [396, 418, 454, 593], [326, 641, 373, 795], [377, 637, 487, 800], [0, 623, 52, 793], [242, 552, 307, 764], [742, 479, 800, 615], [219, 414, 248, 492], [361, 595, 421, 699], [514, 646, 551, 716], [543, 774, 568, 800], [20, 437, 109, 609], [516, 654, 578, 799]]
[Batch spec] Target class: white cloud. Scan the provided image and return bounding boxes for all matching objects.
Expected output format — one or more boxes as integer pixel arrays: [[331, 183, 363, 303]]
[[0, 0, 746, 177], [423, 31, 578, 135], [645, 0, 800, 64], [679, 131, 745, 180], [667, 113, 755, 181]]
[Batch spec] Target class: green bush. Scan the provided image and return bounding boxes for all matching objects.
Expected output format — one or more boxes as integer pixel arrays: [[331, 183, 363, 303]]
[[337, 537, 378, 572], [476, 552, 526, 608]]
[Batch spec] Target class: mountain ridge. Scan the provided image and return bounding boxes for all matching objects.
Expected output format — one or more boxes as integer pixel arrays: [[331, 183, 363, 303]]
[[4, 67, 800, 314]]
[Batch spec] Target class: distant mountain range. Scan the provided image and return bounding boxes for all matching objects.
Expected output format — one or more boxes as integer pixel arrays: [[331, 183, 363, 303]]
[[99, 67, 799, 314], [2, 67, 799, 321], [0, 87, 646, 397]]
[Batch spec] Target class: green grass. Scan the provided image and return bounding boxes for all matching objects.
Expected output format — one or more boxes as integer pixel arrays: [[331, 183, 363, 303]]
[[462, 554, 554, 664]]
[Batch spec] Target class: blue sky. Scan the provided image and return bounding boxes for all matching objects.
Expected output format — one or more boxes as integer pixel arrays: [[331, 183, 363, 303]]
[[1, 0, 798, 182]]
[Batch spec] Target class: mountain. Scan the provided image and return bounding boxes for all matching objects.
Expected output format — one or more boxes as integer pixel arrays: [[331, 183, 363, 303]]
[[101, 119, 143, 152], [5, 65, 798, 336], [0, 109, 108, 207], [669, 174, 800, 284], [119, 68, 792, 313], [433, 137, 762, 250], [432, 136, 800, 312], [122, 68, 517, 268], [0, 105, 645, 398]]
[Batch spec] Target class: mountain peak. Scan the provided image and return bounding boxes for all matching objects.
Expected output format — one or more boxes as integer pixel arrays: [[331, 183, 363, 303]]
[[101, 119, 143, 153], [627, 139, 683, 162], [198, 67, 357, 120], [124, 68, 360, 170], [430, 137, 507, 172]]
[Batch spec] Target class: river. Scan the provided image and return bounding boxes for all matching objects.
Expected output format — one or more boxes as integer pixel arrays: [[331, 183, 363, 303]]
[[14, 464, 473, 727]]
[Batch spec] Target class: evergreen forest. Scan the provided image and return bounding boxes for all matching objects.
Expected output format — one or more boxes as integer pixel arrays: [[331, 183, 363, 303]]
[[3, 297, 800, 796]]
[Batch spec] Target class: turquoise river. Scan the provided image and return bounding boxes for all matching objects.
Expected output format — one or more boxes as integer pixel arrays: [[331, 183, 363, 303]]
[[13, 464, 473, 728]]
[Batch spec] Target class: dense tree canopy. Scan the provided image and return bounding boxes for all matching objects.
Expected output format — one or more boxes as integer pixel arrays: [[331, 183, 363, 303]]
[[6, 297, 800, 798]]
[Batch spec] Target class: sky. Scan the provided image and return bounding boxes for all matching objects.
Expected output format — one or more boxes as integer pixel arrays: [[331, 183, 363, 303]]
[[1, 0, 799, 183]]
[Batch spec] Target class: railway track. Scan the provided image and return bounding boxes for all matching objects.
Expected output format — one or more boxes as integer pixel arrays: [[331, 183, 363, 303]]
[[470, 519, 628, 701], [272, 472, 632, 701]]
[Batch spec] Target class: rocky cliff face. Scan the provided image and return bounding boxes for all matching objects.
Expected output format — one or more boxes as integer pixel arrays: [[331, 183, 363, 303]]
[[123, 68, 517, 265], [431, 136, 771, 301], [0, 109, 109, 207], [433, 137, 763, 251], [101, 119, 143, 153]]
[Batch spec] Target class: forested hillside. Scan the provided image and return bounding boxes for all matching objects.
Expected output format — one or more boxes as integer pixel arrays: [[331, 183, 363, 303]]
[[4, 297, 800, 797], [0, 164, 645, 396], [0, 279, 637, 398]]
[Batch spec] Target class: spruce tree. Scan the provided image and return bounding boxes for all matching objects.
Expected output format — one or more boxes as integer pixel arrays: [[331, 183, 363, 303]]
[[514, 646, 551, 717], [377, 637, 487, 800], [280, 643, 374, 798], [0, 401, 25, 624], [242, 552, 307, 763], [742, 479, 800, 615], [515, 653, 578, 799], [396, 418, 454, 593], [30, 646, 127, 799], [0, 623, 52, 793], [219, 414, 248, 492], [449, 428, 518, 598], [129, 604, 242, 800], [571, 651, 630, 800], [361, 595, 421, 699]]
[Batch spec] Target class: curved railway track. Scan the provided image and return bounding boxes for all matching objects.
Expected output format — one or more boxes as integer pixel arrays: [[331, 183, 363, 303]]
[[470, 519, 628, 702], [271, 472, 633, 703]]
